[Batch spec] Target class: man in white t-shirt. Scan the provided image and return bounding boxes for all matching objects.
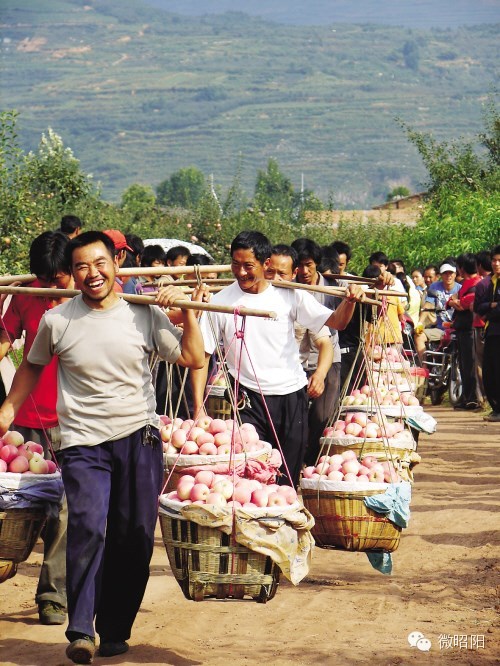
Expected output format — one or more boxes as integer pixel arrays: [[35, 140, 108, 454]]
[[0, 231, 205, 665], [191, 231, 365, 486]]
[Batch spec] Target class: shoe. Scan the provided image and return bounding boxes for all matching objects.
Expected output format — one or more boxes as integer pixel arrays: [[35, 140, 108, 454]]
[[98, 641, 129, 657], [464, 401, 480, 411], [483, 412, 500, 422], [38, 600, 66, 625], [453, 403, 467, 410], [66, 636, 95, 665]]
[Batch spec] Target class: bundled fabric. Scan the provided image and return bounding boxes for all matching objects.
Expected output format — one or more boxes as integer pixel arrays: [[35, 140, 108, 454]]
[[0, 477, 64, 519]]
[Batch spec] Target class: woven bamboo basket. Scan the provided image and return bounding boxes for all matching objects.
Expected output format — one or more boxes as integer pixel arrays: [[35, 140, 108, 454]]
[[159, 507, 280, 602], [163, 442, 272, 491], [300, 482, 401, 552], [206, 385, 231, 419], [319, 434, 415, 462], [0, 559, 18, 584], [0, 507, 47, 563]]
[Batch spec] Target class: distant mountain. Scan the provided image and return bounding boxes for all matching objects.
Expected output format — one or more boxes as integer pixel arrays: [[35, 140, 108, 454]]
[[1, 0, 498, 207], [143, 0, 500, 29]]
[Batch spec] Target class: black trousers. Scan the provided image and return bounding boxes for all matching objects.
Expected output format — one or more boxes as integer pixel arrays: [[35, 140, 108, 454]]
[[456, 329, 477, 404], [483, 334, 500, 413], [61, 427, 162, 642], [238, 385, 308, 488]]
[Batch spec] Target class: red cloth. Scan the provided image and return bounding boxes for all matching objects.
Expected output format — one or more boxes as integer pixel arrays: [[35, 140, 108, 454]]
[[0, 280, 59, 428], [459, 275, 484, 327]]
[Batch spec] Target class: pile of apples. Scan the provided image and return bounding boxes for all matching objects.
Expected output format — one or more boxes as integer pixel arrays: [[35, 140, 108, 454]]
[[165, 470, 298, 509], [0, 431, 57, 475], [371, 345, 409, 365], [161, 416, 266, 456], [343, 385, 419, 408], [302, 451, 401, 484], [323, 412, 411, 440]]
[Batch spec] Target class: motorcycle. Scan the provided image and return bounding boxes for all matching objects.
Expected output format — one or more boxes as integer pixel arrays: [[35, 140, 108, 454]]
[[423, 325, 463, 406]]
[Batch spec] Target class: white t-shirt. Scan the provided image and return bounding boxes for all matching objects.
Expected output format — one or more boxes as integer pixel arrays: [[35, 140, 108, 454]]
[[199, 283, 332, 395], [28, 295, 182, 449]]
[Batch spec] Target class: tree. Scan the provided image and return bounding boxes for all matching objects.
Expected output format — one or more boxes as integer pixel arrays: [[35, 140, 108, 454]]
[[121, 183, 156, 220], [386, 186, 411, 202], [254, 158, 295, 215], [402, 40, 419, 70], [156, 167, 207, 209]]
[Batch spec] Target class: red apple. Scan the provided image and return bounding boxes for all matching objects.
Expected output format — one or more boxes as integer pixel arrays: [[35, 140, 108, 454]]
[[189, 483, 210, 502], [0, 444, 19, 464], [8, 455, 29, 473], [3, 431, 24, 447]]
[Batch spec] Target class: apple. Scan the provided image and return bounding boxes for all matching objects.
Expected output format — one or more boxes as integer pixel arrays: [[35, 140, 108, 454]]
[[365, 424, 380, 439], [177, 480, 195, 500], [159, 415, 172, 426], [180, 419, 195, 431], [8, 455, 29, 473], [341, 450, 357, 461], [208, 418, 226, 435], [206, 492, 227, 507], [29, 453, 49, 474], [3, 431, 24, 447], [224, 419, 236, 432], [327, 470, 344, 482], [213, 431, 231, 447], [160, 424, 174, 442], [180, 440, 199, 455], [217, 443, 232, 455], [369, 469, 385, 483], [0, 459, 7, 473], [227, 500, 242, 509], [277, 485, 298, 504], [357, 475, 370, 483], [190, 483, 211, 502], [315, 462, 330, 475], [46, 460, 57, 474], [0, 444, 19, 464], [198, 442, 218, 456], [212, 479, 234, 500], [267, 492, 287, 507], [171, 429, 187, 449], [343, 472, 358, 483], [196, 415, 212, 431], [343, 396, 356, 406], [329, 454, 344, 469], [233, 485, 252, 504], [342, 459, 361, 475], [251, 489, 269, 507], [302, 466, 316, 479], [196, 431, 215, 446]]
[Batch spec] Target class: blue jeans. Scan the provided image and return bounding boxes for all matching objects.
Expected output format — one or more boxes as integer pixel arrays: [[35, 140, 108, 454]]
[[61, 427, 162, 642]]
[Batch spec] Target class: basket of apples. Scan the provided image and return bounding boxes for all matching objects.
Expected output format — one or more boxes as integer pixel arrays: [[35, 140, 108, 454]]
[[342, 384, 422, 416], [370, 345, 411, 371], [300, 453, 402, 551], [158, 473, 300, 602], [161, 416, 272, 491], [0, 430, 62, 580], [322, 413, 416, 455]]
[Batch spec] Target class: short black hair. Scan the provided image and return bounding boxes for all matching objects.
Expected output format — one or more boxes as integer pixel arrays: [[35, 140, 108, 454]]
[[65, 230, 115, 271], [166, 245, 190, 262], [231, 231, 272, 264], [363, 264, 381, 279], [456, 253, 477, 276], [423, 264, 439, 274], [186, 253, 214, 266], [369, 251, 388, 266], [389, 258, 406, 274], [60, 215, 82, 235], [30, 231, 70, 279], [291, 238, 322, 265], [491, 244, 500, 259], [475, 250, 491, 273], [125, 233, 144, 258], [319, 246, 340, 274], [141, 244, 166, 267], [330, 240, 352, 262], [271, 244, 298, 270]]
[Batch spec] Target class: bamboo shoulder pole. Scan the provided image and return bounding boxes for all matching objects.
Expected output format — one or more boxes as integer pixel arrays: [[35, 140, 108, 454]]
[[0, 285, 276, 319], [269, 279, 384, 307], [0, 264, 232, 286]]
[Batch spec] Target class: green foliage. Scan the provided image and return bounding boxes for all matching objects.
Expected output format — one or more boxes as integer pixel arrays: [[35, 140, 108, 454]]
[[121, 183, 156, 220], [254, 158, 294, 215], [402, 40, 420, 70], [156, 167, 208, 209], [386, 186, 411, 202]]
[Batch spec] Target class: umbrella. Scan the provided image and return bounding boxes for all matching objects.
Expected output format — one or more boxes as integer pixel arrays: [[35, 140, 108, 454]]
[[143, 238, 214, 261]]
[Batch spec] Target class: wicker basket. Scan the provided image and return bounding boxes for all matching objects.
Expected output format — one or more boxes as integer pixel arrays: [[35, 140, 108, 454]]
[[300, 481, 401, 552], [159, 506, 280, 602], [319, 435, 415, 461], [0, 559, 18, 584], [206, 395, 231, 420], [0, 507, 47, 563]]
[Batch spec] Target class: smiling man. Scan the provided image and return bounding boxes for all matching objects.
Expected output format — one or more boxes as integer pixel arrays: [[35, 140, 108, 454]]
[[0, 230, 205, 664], [191, 231, 365, 486]]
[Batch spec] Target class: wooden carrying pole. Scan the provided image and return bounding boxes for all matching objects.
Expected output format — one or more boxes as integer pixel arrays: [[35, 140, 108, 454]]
[[0, 286, 276, 319], [269, 279, 388, 307], [0, 264, 232, 286]]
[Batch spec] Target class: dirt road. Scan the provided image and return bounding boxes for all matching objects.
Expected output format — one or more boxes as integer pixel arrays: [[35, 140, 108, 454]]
[[1, 405, 499, 665]]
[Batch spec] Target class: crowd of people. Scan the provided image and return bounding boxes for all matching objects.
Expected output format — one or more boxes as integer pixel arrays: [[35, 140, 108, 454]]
[[0, 215, 498, 664]]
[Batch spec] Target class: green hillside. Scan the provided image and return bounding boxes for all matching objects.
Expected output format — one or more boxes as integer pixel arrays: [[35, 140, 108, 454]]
[[1, 0, 498, 207]]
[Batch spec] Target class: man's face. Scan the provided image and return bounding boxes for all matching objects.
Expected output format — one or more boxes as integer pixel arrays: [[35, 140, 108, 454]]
[[423, 268, 437, 287], [296, 258, 318, 285], [491, 254, 500, 277], [265, 254, 296, 282], [37, 272, 73, 290], [71, 241, 119, 308], [337, 253, 348, 274], [168, 255, 188, 268], [440, 270, 456, 289], [231, 248, 268, 294]]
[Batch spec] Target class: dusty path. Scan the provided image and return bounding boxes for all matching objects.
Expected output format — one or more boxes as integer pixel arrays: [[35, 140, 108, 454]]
[[1, 406, 499, 665]]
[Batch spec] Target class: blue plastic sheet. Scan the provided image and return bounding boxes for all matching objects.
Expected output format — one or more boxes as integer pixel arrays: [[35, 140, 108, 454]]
[[0, 478, 64, 518]]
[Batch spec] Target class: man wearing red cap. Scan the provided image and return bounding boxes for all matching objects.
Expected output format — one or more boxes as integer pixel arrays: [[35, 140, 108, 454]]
[[103, 230, 133, 293]]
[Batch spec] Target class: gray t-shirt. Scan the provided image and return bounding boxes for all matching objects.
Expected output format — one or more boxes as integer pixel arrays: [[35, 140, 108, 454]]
[[28, 295, 182, 449]]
